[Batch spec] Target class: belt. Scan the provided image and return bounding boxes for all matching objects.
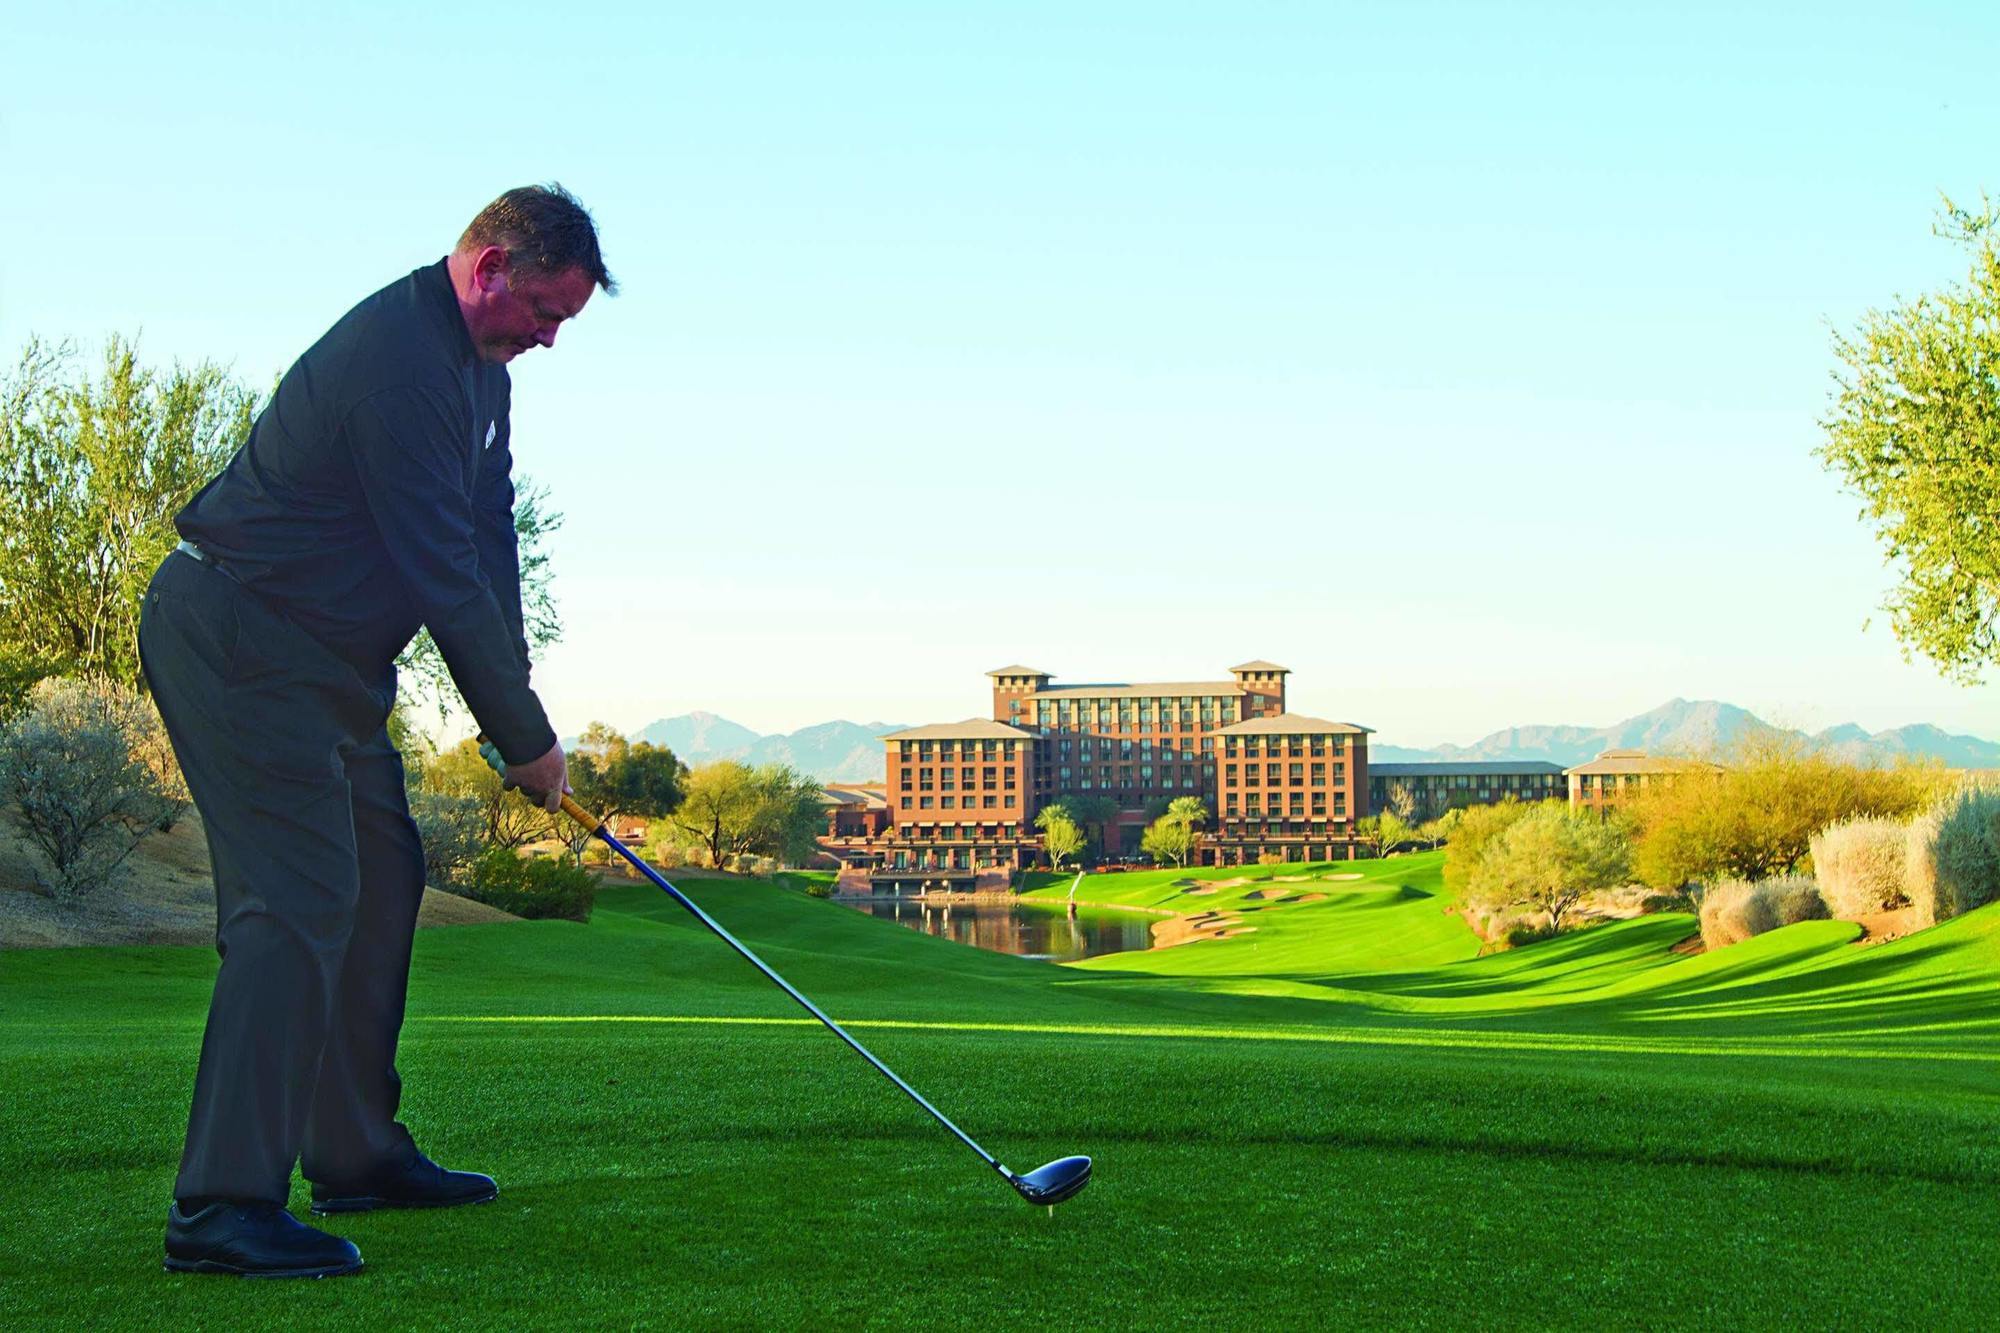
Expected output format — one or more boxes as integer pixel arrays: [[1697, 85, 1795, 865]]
[[175, 539, 246, 587]]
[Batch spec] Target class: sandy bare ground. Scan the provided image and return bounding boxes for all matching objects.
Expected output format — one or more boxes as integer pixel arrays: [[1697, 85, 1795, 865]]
[[3, 813, 516, 949]]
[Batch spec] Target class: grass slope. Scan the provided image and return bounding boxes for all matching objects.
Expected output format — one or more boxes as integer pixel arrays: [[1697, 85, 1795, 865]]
[[3, 854, 1997, 1328]]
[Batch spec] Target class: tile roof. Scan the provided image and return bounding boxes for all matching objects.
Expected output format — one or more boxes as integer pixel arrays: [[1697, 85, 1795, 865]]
[[879, 718, 1038, 741], [1228, 660, 1290, 673], [1564, 749, 1722, 776]]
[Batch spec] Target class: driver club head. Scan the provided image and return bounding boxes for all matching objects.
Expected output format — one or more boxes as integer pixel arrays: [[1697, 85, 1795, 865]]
[[1010, 1155, 1092, 1207]]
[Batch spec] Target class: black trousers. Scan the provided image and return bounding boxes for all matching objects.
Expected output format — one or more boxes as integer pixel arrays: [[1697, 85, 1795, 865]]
[[139, 549, 424, 1205]]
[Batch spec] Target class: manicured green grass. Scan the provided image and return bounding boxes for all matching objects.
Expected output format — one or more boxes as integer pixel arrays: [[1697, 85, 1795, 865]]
[[3, 855, 1997, 1328]]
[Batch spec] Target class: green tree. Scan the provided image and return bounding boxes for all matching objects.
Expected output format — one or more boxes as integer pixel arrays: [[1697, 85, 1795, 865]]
[[1819, 195, 2000, 683], [0, 336, 254, 693], [1467, 803, 1632, 934], [1623, 734, 1946, 888], [1057, 792, 1119, 860], [1139, 796, 1208, 868], [1441, 798, 1545, 900], [422, 736, 549, 850], [671, 760, 820, 870], [1036, 803, 1085, 871]]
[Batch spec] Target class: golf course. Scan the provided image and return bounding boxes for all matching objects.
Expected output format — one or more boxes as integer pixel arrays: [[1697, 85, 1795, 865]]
[[4, 851, 1997, 1328]]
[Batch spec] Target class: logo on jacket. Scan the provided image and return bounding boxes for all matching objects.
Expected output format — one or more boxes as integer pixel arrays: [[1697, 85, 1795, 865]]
[[485, 420, 497, 450]]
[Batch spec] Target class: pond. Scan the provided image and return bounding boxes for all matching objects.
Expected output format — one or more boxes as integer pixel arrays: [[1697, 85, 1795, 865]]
[[837, 895, 1156, 962]]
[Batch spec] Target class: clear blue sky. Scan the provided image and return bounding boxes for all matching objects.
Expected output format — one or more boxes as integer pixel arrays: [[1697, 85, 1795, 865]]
[[5, 1, 1998, 748]]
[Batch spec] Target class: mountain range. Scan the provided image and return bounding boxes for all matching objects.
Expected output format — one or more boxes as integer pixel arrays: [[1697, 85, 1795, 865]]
[[564, 713, 905, 782], [570, 699, 2000, 781], [1368, 698, 2000, 769]]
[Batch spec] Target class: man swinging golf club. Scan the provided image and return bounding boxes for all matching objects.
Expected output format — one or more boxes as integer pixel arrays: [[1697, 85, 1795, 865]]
[[139, 184, 611, 1278]]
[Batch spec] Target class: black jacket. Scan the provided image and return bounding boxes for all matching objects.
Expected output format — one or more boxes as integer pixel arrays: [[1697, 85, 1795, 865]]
[[175, 259, 555, 763]]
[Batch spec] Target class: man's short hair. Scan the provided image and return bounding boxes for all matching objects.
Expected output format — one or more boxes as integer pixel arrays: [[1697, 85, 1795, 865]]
[[459, 183, 616, 295]]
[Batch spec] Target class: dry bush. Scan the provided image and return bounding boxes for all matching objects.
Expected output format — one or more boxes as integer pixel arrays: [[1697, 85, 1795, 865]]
[[1255, 850, 1285, 866], [1809, 818, 1909, 919], [1699, 875, 1828, 950], [0, 677, 178, 901], [1904, 808, 1943, 928], [1917, 787, 2000, 924]]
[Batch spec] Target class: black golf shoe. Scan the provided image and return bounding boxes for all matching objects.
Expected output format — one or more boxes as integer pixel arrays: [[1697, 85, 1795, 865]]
[[310, 1151, 498, 1215], [163, 1200, 363, 1278]]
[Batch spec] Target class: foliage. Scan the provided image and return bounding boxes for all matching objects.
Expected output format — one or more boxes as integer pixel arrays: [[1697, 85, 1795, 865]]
[[1818, 195, 2000, 683], [670, 760, 824, 870], [420, 737, 550, 849], [1035, 801, 1085, 871], [1140, 796, 1207, 868], [1808, 817, 1910, 918], [560, 723, 685, 858], [396, 478, 566, 721], [0, 677, 179, 900], [0, 336, 255, 693], [463, 846, 596, 921], [1418, 807, 1463, 847], [1463, 803, 1632, 933], [1440, 799, 1545, 901], [1055, 792, 1119, 858], [409, 789, 487, 889], [1699, 875, 1829, 950], [1913, 786, 2000, 925], [1623, 734, 1947, 888], [1255, 850, 1285, 865], [1904, 807, 1945, 928], [1382, 780, 1418, 823]]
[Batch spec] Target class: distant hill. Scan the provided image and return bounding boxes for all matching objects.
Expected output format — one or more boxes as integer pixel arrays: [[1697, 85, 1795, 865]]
[[566, 712, 903, 782], [1369, 698, 2000, 769]]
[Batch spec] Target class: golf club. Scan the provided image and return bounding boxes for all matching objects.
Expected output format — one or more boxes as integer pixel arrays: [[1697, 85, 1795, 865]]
[[481, 740, 1091, 1210]]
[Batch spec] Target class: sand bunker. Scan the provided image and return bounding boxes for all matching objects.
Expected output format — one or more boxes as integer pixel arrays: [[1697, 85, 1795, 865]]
[[1180, 886, 1219, 896], [1294, 892, 1327, 903], [1272, 874, 1311, 882], [1321, 873, 1364, 881]]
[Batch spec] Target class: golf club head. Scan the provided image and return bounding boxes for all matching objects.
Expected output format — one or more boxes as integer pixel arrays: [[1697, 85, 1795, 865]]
[[1011, 1155, 1092, 1206]]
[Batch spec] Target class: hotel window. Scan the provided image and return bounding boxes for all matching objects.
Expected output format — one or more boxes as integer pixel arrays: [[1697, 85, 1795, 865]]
[[1080, 776, 1094, 790], [1244, 768, 1259, 787], [919, 768, 934, 790], [920, 797, 934, 809], [1004, 771, 1016, 788], [1266, 763, 1280, 783], [982, 795, 996, 808], [941, 796, 956, 808], [940, 773, 954, 791], [1289, 763, 1303, 780], [1311, 764, 1325, 786], [900, 770, 913, 789], [983, 767, 996, 784], [1140, 765, 1154, 782], [1246, 794, 1261, 814], [1225, 764, 1238, 782], [1184, 774, 1197, 789], [1333, 763, 1345, 779], [901, 797, 911, 809]]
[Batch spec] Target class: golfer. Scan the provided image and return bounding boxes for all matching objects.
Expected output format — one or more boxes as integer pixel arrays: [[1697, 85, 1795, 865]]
[[139, 185, 611, 1278]]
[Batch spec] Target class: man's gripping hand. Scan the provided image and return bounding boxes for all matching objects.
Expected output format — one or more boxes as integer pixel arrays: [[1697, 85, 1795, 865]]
[[480, 736, 569, 813]]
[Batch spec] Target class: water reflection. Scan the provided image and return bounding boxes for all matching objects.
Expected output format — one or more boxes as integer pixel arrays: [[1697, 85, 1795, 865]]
[[839, 896, 1154, 962]]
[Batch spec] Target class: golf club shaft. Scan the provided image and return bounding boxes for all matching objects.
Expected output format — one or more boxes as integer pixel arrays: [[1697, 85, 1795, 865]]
[[564, 797, 1011, 1181]]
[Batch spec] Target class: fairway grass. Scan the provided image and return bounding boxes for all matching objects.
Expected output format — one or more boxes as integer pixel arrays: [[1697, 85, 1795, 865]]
[[4, 855, 1997, 1328]]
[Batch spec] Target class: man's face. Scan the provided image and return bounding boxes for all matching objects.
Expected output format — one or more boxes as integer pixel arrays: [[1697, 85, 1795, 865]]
[[467, 253, 598, 363]]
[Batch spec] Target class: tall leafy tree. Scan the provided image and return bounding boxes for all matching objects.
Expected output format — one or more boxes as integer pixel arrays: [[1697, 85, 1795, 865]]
[[671, 760, 819, 869], [1819, 195, 2000, 683], [1035, 803, 1085, 871], [1466, 803, 1632, 934], [0, 336, 254, 694]]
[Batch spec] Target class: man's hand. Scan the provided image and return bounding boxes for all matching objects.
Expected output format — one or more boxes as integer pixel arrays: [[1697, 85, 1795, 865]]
[[487, 739, 568, 813]]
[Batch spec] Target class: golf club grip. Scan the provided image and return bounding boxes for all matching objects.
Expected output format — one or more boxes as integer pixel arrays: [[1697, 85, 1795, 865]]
[[560, 794, 602, 832]]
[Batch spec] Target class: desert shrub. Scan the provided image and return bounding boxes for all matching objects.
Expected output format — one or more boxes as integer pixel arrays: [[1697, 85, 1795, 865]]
[[1505, 920, 1564, 949], [647, 841, 685, 870], [1904, 808, 1944, 928], [0, 677, 177, 901], [1917, 787, 2000, 924], [1462, 802, 1631, 934], [463, 847, 596, 922], [750, 855, 778, 878], [408, 789, 486, 890], [1699, 875, 1828, 949], [1255, 850, 1284, 866], [1808, 818, 1910, 919]]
